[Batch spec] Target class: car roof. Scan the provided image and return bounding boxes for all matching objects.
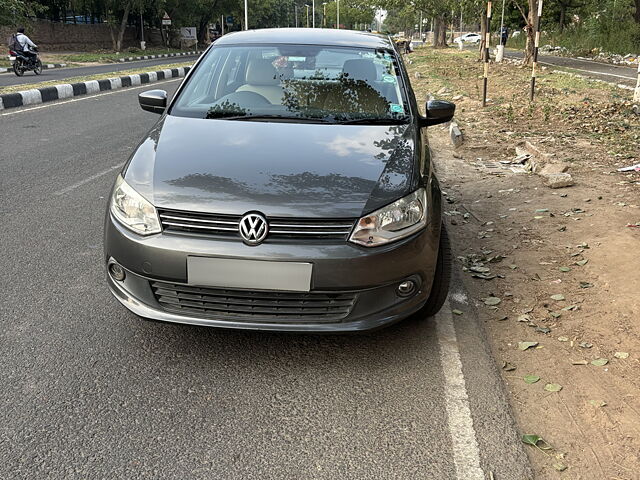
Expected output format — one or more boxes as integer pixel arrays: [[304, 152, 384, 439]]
[[215, 28, 394, 50]]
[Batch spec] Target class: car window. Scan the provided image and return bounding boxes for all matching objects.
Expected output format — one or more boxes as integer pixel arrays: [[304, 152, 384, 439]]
[[171, 44, 409, 124]]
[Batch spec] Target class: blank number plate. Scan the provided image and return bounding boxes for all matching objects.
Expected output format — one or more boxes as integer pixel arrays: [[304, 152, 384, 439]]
[[187, 256, 312, 292]]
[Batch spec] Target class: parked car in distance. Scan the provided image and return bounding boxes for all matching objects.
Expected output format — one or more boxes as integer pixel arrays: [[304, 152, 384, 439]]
[[104, 28, 455, 332], [454, 32, 481, 45]]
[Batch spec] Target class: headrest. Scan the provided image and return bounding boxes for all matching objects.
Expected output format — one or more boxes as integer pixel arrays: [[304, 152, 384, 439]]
[[245, 59, 280, 86], [342, 59, 377, 82]]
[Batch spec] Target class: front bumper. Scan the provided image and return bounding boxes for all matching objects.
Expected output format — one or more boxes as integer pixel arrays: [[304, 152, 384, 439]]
[[104, 213, 440, 332]]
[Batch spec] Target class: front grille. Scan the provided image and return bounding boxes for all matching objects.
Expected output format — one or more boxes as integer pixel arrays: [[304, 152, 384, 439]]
[[158, 209, 355, 241], [151, 281, 358, 323]]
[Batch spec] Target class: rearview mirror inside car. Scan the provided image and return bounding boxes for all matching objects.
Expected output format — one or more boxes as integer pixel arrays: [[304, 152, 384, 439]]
[[422, 100, 456, 127], [139, 90, 167, 114]]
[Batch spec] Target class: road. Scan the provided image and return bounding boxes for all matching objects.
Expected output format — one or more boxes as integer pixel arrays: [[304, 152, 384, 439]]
[[504, 51, 637, 87], [0, 81, 532, 479], [0, 55, 198, 88]]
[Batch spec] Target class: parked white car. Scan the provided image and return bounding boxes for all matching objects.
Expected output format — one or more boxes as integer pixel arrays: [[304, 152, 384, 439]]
[[453, 33, 481, 45]]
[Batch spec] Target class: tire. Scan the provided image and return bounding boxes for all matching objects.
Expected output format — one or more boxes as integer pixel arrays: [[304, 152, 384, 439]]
[[420, 224, 452, 317], [13, 59, 24, 77], [34, 59, 42, 75]]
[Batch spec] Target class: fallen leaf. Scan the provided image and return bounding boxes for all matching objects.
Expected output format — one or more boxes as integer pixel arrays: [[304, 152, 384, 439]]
[[559, 267, 572, 272], [550, 312, 561, 318], [579, 281, 594, 288], [578, 342, 593, 348], [558, 336, 569, 342], [502, 361, 516, 371], [518, 341, 539, 351], [522, 434, 553, 450], [452, 309, 464, 315], [588, 400, 606, 407], [575, 259, 588, 266], [535, 208, 549, 213], [545, 383, 563, 392], [536, 326, 551, 334], [553, 462, 567, 472], [550, 294, 565, 301], [562, 305, 578, 311], [614, 352, 629, 359], [591, 358, 608, 366], [524, 374, 540, 384], [571, 360, 588, 365], [483, 296, 501, 306]]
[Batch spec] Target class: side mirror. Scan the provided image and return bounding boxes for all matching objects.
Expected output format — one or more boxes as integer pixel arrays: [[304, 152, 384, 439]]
[[139, 90, 167, 114], [422, 99, 456, 127]]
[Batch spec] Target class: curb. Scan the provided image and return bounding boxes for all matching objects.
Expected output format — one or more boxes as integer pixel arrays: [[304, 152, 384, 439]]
[[0, 63, 67, 74], [118, 51, 201, 62], [0, 66, 191, 111]]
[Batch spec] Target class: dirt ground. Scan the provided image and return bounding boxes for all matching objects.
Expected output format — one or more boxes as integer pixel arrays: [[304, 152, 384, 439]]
[[406, 47, 640, 479]]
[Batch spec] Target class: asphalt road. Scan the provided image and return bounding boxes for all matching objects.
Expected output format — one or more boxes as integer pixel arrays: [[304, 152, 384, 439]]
[[0, 81, 532, 479], [503, 50, 638, 87], [0, 55, 198, 88]]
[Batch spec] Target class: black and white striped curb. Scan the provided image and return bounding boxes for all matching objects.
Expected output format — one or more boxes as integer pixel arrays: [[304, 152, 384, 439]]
[[0, 66, 190, 111], [0, 63, 67, 73], [118, 51, 201, 62]]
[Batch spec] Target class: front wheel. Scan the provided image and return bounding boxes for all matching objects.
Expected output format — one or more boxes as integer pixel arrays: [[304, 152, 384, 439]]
[[419, 224, 452, 317], [13, 59, 24, 77], [34, 59, 42, 75]]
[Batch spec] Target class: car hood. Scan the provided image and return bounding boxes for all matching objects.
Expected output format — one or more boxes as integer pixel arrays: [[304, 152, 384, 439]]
[[123, 115, 419, 218]]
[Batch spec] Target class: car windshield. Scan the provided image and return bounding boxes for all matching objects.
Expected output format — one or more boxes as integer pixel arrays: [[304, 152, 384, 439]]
[[171, 44, 409, 124]]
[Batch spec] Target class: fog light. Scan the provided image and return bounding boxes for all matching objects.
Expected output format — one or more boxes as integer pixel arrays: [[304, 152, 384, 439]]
[[397, 280, 417, 297], [109, 263, 126, 281]]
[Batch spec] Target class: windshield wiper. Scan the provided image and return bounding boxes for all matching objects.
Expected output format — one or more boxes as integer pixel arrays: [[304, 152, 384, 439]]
[[205, 113, 334, 123], [335, 117, 410, 125]]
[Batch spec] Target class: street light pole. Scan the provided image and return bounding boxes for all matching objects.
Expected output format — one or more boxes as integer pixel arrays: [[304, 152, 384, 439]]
[[295, 4, 298, 27], [323, 2, 327, 27], [244, 0, 248, 30], [336, 0, 339, 29], [312, 0, 315, 28], [305, 5, 309, 27]]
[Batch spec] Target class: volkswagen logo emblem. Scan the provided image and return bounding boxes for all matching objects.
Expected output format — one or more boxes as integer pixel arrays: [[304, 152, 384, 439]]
[[238, 212, 268, 246]]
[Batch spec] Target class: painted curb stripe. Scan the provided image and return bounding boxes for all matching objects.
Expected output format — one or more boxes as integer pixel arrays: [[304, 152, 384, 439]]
[[0, 66, 190, 111]]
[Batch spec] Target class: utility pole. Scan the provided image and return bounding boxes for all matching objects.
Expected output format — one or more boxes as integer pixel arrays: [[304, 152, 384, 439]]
[[323, 2, 327, 27], [140, 12, 145, 50], [312, 0, 315, 27], [221, 15, 224, 35], [295, 4, 298, 27], [496, 0, 506, 61], [244, 0, 248, 30], [306, 4, 309, 27], [336, 0, 340, 29]]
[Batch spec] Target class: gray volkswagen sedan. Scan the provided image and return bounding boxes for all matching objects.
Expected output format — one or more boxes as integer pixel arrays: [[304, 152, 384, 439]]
[[104, 28, 455, 332]]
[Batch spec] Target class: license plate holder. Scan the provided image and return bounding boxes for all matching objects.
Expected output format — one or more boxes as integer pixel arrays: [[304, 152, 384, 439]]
[[187, 256, 312, 292]]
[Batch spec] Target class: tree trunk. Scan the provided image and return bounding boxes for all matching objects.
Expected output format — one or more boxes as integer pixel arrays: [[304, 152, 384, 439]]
[[433, 15, 448, 47], [522, 0, 538, 65], [634, 0, 640, 23], [478, 11, 487, 60], [116, 2, 131, 52], [559, 4, 566, 33]]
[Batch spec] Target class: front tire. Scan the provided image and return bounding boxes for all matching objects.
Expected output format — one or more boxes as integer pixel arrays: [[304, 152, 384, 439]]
[[420, 224, 452, 317], [34, 59, 42, 75]]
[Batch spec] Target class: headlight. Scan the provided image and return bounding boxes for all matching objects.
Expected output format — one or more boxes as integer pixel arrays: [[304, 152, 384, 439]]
[[349, 188, 428, 247], [110, 174, 161, 235]]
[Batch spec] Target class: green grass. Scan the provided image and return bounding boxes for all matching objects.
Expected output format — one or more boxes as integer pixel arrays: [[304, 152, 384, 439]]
[[58, 48, 197, 64]]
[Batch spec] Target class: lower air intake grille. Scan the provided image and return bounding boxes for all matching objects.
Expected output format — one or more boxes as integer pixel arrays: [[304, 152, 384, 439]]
[[151, 281, 357, 323]]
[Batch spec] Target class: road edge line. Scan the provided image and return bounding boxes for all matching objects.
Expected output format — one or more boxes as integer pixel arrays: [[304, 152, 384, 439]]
[[435, 300, 485, 480]]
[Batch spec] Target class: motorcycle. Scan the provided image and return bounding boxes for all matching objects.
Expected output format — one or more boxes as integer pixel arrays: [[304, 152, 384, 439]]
[[8, 47, 42, 77]]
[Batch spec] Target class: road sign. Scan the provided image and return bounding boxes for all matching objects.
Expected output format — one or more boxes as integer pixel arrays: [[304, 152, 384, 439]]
[[162, 12, 171, 26], [226, 15, 233, 25], [180, 27, 197, 40]]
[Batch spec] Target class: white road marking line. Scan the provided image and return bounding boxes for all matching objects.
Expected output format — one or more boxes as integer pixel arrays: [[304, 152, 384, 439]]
[[0, 78, 182, 116], [436, 299, 485, 480], [54, 164, 123, 195]]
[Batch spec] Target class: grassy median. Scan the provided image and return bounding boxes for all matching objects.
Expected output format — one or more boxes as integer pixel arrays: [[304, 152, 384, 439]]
[[0, 61, 192, 95]]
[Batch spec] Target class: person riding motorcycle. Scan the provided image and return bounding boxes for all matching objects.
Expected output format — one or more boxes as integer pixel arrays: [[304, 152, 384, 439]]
[[14, 27, 38, 65]]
